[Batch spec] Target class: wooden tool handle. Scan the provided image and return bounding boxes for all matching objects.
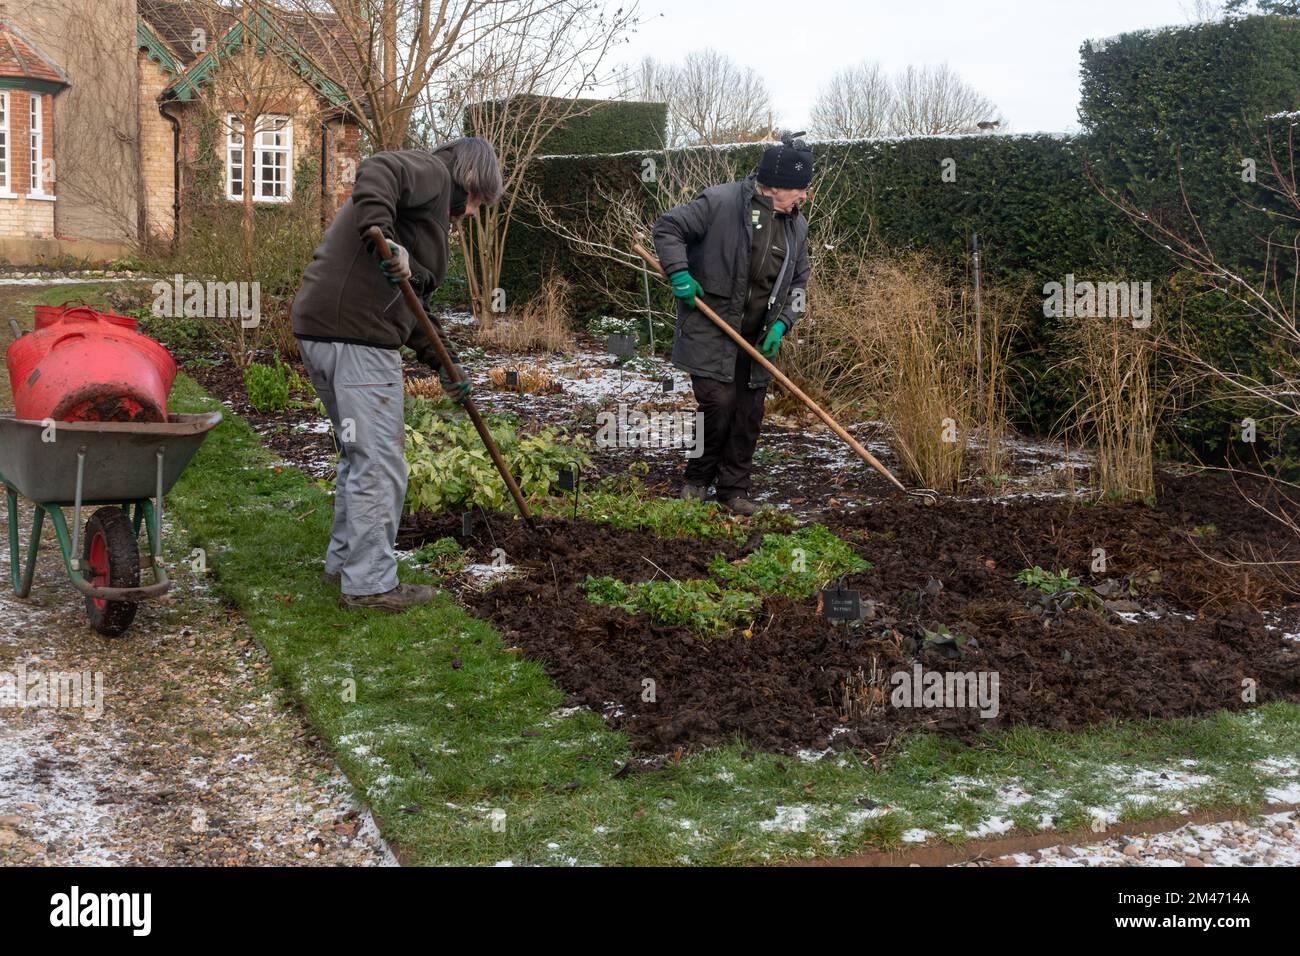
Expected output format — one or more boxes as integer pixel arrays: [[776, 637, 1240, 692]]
[[633, 243, 906, 493], [367, 226, 536, 525]]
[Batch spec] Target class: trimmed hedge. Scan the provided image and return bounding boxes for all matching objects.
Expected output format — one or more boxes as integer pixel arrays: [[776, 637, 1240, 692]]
[[503, 15, 1300, 460], [465, 95, 667, 156], [505, 134, 1144, 430]]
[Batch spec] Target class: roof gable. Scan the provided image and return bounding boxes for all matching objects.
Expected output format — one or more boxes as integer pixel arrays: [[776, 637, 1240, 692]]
[[139, 1, 353, 110], [0, 19, 71, 93]]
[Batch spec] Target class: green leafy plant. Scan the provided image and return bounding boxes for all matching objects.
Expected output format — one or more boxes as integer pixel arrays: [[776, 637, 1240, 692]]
[[709, 525, 871, 599], [582, 575, 760, 636], [587, 314, 637, 338], [404, 397, 592, 513], [567, 474, 792, 543], [411, 536, 467, 574], [922, 622, 971, 647], [243, 358, 292, 413], [1015, 566, 1081, 594]]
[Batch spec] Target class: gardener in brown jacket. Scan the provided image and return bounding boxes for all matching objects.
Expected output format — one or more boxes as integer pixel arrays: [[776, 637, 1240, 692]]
[[652, 132, 812, 514], [291, 137, 503, 611]]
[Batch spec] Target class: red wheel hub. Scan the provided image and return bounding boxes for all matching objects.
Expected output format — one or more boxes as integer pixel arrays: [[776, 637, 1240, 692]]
[[89, 531, 109, 611]]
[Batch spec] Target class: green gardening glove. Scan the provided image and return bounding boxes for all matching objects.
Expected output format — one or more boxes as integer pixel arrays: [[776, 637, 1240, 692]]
[[379, 240, 411, 286], [438, 363, 472, 405], [669, 269, 703, 308], [759, 320, 787, 359]]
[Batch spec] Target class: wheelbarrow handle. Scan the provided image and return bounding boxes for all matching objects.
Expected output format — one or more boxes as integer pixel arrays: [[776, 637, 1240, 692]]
[[8, 318, 22, 341]]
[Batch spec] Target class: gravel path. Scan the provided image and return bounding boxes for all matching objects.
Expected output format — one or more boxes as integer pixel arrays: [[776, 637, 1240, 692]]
[[0, 513, 396, 866], [962, 811, 1300, 867], [2, 290, 395, 865]]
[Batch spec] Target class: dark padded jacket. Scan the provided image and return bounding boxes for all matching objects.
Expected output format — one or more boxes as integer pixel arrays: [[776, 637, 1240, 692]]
[[652, 174, 810, 387], [291, 147, 463, 369]]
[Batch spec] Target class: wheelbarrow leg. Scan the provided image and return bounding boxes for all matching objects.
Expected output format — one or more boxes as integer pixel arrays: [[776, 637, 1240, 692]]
[[7, 488, 46, 600], [43, 505, 80, 586]]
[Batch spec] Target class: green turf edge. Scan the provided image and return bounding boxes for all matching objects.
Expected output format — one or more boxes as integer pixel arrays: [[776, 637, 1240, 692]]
[[166, 373, 1300, 865]]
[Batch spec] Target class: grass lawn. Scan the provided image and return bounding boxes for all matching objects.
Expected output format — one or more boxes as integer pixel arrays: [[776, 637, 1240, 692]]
[[166, 373, 1300, 865]]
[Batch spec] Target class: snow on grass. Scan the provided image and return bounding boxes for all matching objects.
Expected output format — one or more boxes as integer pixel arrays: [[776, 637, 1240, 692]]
[[760, 805, 813, 833]]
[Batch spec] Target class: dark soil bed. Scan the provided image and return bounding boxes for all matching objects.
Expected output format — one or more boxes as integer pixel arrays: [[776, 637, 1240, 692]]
[[399, 471, 1300, 756]]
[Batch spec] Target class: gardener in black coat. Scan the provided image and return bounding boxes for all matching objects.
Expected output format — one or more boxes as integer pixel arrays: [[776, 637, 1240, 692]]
[[652, 132, 812, 515], [292, 137, 503, 611]]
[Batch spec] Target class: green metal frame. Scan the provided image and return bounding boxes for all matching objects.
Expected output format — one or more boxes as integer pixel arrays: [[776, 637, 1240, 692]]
[[4, 478, 162, 601]]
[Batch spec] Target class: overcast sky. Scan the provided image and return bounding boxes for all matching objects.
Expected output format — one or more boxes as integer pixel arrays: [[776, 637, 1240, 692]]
[[614, 0, 1214, 134]]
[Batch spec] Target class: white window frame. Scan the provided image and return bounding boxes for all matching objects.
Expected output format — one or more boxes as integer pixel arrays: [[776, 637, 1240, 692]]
[[0, 91, 12, 198], [226, 113, 293, 204], [28, 93, 51, 199]]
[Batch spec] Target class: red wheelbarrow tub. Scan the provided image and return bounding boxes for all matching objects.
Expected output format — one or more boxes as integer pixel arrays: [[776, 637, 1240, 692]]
[[0, 411, 223, 504]]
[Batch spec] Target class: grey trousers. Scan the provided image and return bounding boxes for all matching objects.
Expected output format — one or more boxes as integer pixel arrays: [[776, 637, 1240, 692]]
[[297, 339, 407, 596]]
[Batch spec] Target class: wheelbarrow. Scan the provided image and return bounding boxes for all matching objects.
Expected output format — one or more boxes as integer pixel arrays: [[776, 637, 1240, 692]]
[[0, 411, 222, 636]]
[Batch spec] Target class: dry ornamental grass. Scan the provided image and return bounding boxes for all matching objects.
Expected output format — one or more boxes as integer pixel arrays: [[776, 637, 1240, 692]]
[[474, 272, 575, 353]]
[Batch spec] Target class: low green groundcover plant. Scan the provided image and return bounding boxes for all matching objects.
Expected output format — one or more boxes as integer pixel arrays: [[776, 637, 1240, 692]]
[[1015, 566, 1081, 594], [583, 575, 761, 636], [584, 524, 869, 635], [243, 358, 292, 413], [568, 472, 793, 543], [710, 524, 871, 598], [404, 395, 592, 512]]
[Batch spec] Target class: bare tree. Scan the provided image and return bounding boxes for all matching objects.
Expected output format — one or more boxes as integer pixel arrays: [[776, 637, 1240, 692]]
[[1180, 0, 1225, 20], [809, 60, 893, 140], [1092, 121, 1300, 552], [636, 49, 775, 146], [890, 63, 1002, 136], [287, 0, 587, 150], [428, 1, 638, 319]]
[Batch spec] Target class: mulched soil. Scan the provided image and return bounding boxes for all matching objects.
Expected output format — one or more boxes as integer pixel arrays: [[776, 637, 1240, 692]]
[[398, 471, 1300, 757], [182, 331, 1300, 758]]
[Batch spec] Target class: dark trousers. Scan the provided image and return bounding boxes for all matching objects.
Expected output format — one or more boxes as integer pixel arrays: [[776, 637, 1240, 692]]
[[685, 350, 767, 500]]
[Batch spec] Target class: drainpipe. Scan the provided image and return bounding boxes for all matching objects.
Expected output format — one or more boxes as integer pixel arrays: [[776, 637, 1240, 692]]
[[320, 119, 329, 228], [159, 101, 181, 252]]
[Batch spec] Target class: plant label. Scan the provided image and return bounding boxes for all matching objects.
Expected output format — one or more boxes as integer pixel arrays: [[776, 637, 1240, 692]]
[[822, 588, 862, 621], [461, 512, 473, 536], [558, 468, 576, 492], [607, 334, 634, 358], [505, 370, 519, 387], [661, 376, 674, 393]]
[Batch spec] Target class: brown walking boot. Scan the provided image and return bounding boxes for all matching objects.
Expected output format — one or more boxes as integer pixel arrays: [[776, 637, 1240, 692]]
[[719, 497, 761, 516], [680, 483, 709, 501], [339, 583, 438, 612]]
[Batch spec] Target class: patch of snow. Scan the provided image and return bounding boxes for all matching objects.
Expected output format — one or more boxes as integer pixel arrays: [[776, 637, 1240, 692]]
[[760, 805, 812, 833]]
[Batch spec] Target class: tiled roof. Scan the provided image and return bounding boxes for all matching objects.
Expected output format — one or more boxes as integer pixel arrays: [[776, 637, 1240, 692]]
[[140, 0, 364, 105], [0, 20, 70, 87]]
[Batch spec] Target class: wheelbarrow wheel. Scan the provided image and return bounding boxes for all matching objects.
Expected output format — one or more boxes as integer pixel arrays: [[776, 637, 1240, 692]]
[[82, 506, 140, 637]]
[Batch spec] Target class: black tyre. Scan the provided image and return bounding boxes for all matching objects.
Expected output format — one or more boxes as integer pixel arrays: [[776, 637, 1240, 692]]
[[82, 506, 140, 637]]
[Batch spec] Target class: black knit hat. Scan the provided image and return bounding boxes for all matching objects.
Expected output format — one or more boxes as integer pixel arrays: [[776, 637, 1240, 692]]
[[757, 131, 813, 189]]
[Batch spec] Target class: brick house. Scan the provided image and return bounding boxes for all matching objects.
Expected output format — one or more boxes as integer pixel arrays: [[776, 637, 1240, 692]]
[[0, 0, 363, 264], [0, 20, 66, 255]]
